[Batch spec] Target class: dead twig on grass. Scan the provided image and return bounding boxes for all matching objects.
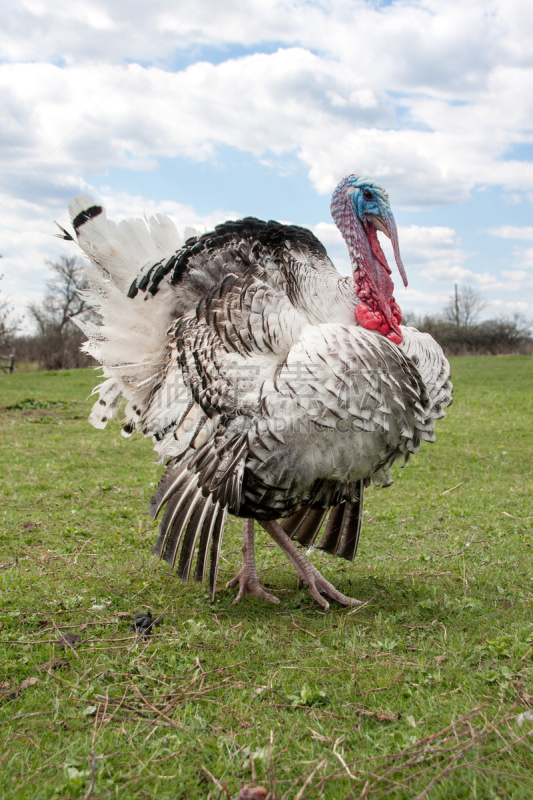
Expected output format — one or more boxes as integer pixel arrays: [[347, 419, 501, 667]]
[[279, 695, 533, 800], [201, 764, 232, 799], [290, 615, 317, 638], [82, 711, 98, 800]]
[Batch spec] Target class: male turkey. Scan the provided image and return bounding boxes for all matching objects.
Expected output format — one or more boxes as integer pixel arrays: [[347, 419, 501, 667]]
[[59, 175, 452, 609]]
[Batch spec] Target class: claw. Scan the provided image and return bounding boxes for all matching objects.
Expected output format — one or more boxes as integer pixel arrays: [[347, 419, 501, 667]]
[[226, 518, 280, 604], [261, 519, 362, 609], [226, 571, 280, 604]]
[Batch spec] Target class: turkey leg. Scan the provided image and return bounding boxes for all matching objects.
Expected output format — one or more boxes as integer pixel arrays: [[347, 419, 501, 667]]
[[260, 519, 361, 611], [226, 518, 280, 604]]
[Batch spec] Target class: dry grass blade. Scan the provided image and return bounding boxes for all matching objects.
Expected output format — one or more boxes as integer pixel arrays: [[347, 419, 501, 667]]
[[201, 764, 231, 799], [293, 758, 328, 800]]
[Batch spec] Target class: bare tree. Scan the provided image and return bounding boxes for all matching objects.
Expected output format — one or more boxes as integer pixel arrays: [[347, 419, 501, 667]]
[[27, 256, 98, 370], [0, 274, 20, 350], [442, 285, 488, 328]]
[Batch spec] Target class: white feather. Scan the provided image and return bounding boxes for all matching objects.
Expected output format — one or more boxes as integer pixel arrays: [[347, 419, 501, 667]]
[[69, 195, 187, 438]]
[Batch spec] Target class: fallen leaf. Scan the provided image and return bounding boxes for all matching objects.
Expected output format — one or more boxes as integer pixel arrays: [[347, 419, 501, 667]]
[[58, 632, 81, 648], [374, 709, 399, 722], [513, 681, 533, 708], [307, 726, 334, 743], [19, 677, 39, 692], [238, 786, 268, 800]]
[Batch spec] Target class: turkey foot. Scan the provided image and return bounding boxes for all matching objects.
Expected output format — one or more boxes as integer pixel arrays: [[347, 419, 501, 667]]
[[261, 519, 361, 611], [226, 519, 280, 604]]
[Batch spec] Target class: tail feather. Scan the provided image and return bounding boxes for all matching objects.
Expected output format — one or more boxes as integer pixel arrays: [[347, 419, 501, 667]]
[[336, 489, 364, 561], [150, 452, 234, 599], [281, 506, 310, 537], [66, 195, 186, 441], [317, 481, 364, 561], [281, 507, 328, 548], [148, 461, 189, 519], [87, 377, 123, 429], [209, 506, 227, 601], [176, 496, 215, 584], [194, 502, 220, 585], [153, 475, 201, 562], [163, 487, 205, 569], [317, 504, 346, 556]]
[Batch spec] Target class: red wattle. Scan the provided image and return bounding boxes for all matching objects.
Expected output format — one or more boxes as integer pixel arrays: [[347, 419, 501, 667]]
[[356, 302, 383, 330], [356, 302, 404, 344], [349, 219, 404, 345], [386, 331, 403, 345]]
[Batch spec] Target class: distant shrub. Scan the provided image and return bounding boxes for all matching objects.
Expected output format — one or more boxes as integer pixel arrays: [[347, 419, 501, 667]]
[[404, 313, 533, 356]]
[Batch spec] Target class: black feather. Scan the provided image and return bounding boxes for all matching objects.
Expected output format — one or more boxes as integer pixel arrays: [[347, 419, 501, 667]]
[[72, 205, 103, 230], [336, 482, 364, 561], [292, 508, 328, 548], [193, 502, 219, 583], [176, 497, 213, 583], [317, 504, 346, 556]]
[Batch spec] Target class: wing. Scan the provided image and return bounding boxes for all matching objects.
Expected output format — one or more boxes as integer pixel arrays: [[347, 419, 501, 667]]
[[279, 326, 452, 559], [126, 216, 333, 305], [145, 274, 308, 597], [244, 324, 438, 510], [66, 196, 351, 437], [399, 326, 453, 418]]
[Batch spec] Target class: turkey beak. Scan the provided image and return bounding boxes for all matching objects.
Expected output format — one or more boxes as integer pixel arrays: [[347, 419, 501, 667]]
[[371, 212, 408, 288]]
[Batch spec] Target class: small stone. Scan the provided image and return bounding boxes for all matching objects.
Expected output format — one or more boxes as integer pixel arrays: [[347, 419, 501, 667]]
[[238, 786, 268, 800], [19, 677, 39, 691]]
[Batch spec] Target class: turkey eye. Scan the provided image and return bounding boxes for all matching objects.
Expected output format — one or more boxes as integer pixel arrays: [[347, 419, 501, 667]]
[[363, 189, 373, 201]]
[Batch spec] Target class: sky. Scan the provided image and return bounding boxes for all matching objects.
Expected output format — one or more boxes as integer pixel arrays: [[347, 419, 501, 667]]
[[1, 0, 533, 330]]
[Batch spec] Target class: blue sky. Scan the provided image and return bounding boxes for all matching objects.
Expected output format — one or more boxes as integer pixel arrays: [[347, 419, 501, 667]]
[[1, 0, 533, 327]]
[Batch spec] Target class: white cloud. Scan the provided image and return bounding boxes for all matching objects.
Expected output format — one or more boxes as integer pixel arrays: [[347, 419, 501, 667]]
[[501, 269, 533, 289], [489, 226, 533, 240], [517, 248, 533, 269], [1, 1, 533, 208], [1, 0, 533, 316]]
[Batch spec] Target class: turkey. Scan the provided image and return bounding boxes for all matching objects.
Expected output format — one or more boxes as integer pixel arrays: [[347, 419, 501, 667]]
[[59, 175, 452, 610]]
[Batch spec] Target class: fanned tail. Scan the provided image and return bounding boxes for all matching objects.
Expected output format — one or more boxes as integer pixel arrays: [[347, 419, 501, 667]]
[[64, 195, 192, 437]]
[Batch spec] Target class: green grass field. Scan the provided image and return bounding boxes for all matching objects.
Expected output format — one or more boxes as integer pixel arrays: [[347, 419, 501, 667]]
[[1, 356, 532, 799]]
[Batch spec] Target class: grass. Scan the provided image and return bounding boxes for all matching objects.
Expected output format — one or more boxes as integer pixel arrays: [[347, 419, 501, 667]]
[[0, 356, 532, 799]]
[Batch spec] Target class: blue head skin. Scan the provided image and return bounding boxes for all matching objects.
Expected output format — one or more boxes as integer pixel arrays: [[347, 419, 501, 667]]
[[331, 175, 407, 287], [351, 178, 390, 222]]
